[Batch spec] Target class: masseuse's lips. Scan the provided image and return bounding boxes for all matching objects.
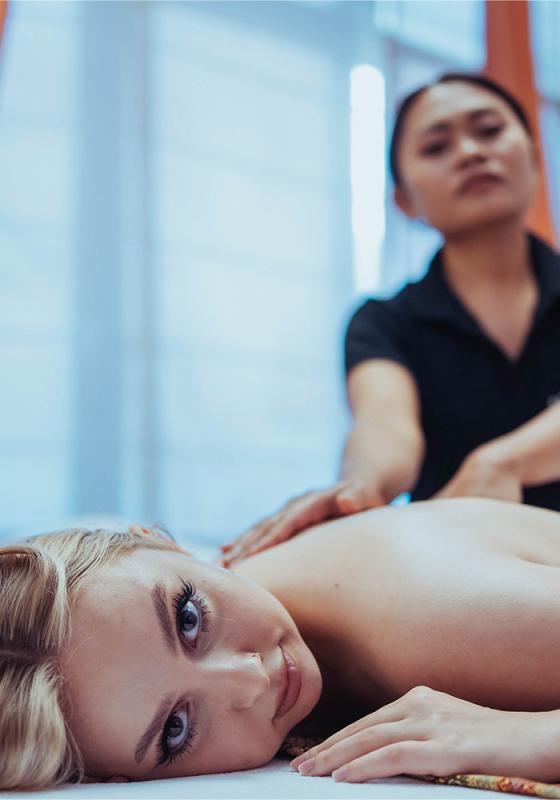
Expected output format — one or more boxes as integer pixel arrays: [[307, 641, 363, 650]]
[[273, 646, 302, 720], [457, 171, 503, 195]]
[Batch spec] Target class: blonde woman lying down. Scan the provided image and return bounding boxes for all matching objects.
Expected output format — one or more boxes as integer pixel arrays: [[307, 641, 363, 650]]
[[3, 497, 560, 790]]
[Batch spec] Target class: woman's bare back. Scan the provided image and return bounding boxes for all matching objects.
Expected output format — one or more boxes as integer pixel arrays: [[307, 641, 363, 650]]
[[236, 498, 560, 713]]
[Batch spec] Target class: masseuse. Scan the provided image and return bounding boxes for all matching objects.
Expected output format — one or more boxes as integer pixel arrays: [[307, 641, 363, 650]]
[[223, 72, 560, 566]]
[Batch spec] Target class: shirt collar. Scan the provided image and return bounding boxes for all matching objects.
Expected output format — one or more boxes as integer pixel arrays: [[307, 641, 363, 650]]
[[407, 233, 560, 331], [530, 233, 560, 321]]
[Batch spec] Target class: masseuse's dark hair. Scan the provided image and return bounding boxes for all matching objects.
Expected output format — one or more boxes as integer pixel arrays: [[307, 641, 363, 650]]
[[389, 72, 533, 187]]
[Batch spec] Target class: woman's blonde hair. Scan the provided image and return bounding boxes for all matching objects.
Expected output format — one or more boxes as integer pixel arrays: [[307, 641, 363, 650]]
[[0, 524, 179, 791]]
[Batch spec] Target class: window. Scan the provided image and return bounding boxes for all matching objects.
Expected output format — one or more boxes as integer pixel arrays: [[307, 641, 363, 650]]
[[146, 2, 356, 541], [0, 1, 363, 544], [531, 1, 560, 238], [0, 2, 78, 536]]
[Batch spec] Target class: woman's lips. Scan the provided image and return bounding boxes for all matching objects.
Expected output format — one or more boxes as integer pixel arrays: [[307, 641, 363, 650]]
[[458, 172, 503, 195], [274, 646, 302, 720]]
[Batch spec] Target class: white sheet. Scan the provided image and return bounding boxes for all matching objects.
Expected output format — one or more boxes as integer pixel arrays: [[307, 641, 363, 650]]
[[6, 762, 506, 800]]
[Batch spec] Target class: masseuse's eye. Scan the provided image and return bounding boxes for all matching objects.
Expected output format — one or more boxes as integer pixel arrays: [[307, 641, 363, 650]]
[[173, 580, 210, 648], [422, 140, 448, 156], [478, 124, 503, 139]]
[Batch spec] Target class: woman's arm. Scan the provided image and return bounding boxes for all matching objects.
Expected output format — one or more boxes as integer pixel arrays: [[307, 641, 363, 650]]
[[222, 360, 425, 565], [291, 686, 560, 784], [340, 359, 426, 506], [437, 402, 560, 501]]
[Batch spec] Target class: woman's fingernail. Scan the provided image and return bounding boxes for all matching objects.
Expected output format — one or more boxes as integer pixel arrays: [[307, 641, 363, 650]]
[[298, 758, 315, 775], [333, 767, 348, 781]]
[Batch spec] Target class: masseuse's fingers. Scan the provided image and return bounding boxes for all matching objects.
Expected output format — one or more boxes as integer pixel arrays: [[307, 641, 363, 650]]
[[223, 490, 336, 566], [296, 720, 424, 777], [221, 504, 300, 564], [335, 480, 385, 515], [223, 477, 386, 566], [223, 490, 327, 564]]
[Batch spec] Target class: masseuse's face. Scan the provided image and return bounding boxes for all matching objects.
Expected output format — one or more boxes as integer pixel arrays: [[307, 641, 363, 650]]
[[395, 82, 537, 237], [64, 548, 322, 780]]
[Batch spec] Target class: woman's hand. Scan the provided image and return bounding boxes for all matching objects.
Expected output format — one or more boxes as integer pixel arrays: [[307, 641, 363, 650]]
[[434, 445, 522, 503], [290, 686, 558, 784], [220, 476, 386, 567]]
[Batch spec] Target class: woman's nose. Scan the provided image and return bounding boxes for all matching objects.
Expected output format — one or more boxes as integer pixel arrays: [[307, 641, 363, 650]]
[[210, 651, 271, 711]]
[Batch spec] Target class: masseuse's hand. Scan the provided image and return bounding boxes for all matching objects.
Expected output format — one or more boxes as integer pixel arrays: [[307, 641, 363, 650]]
[[290, 685, 557, 783], [220, 475, 386, 567], [434, 445, 522, 503]]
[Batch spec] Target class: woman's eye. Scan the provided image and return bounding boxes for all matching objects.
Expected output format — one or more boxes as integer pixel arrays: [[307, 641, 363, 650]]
[[165, 708, 188, 750], [422, 141, 447, 156], [178, 599, 201, 643], [173, 580, 210, 649]]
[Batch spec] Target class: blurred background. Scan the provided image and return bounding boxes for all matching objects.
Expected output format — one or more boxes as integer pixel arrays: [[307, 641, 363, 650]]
[[0, 0, 558, 545]]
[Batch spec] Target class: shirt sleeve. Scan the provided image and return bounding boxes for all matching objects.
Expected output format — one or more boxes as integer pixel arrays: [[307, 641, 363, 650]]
[[344, 299, 412, 375]]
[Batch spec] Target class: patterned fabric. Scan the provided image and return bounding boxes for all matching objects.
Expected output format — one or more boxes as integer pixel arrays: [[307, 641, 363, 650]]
[[417, 774, 560, 799], [279, 738, 560, 798], [278, 736, 322, 759]]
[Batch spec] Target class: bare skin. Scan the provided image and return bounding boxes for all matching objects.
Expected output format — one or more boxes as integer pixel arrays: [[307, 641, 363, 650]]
[[65, 498, 560, 784], [237, 498, 560, 714]]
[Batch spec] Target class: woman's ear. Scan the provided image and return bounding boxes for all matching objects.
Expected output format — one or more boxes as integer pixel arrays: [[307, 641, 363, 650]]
[[394, 184, 417, 219], [128, 524, 155, 538], [128, 523, 191, 556]]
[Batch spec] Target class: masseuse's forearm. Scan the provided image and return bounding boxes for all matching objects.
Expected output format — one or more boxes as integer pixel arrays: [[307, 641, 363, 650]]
[[339, 416, 425, 502], [483, 402, 560, 487]]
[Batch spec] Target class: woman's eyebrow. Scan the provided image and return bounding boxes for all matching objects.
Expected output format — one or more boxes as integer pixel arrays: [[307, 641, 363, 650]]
[[151, 582, 178, 655], [419, 107, 501, 138], [133, 584, 184, 765], [134, 692, 174, 764]]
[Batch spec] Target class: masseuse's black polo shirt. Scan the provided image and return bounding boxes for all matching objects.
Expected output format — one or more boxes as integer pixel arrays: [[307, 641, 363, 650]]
[[345, 234, 560, 510]]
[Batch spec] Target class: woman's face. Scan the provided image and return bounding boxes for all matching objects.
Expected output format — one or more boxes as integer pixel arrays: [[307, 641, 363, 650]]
[[63, 547, 322, 781], [394, 81, 537, 237]]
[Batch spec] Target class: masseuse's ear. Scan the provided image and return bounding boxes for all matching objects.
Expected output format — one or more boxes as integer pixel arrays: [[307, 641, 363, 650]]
[[394, 184, 417, 220]]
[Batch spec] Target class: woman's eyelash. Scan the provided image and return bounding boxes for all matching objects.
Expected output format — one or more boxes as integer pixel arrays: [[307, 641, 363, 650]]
[[172, 579, 196, 614], [172, 579, 210, 641], [156, 711, 198, 767], [156, 579, 210, 767]]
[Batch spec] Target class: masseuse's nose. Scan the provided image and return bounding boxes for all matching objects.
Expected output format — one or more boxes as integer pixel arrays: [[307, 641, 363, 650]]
[[455, 133, 486, 167], [206, 651, 271, 710]]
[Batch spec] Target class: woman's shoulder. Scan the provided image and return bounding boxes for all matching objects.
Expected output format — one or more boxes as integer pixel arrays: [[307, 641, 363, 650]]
[[346, 255, 444, 330]]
